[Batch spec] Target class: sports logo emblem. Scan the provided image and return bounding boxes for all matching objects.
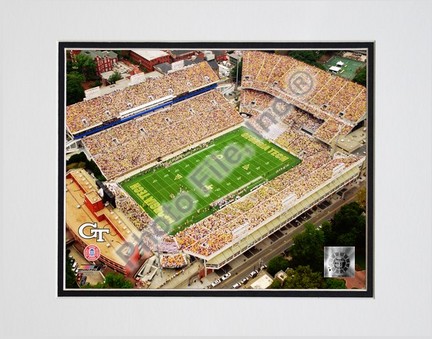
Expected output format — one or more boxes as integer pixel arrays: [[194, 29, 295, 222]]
[[324, 246, 355, 277], [83, 244, 101, 261], [78, 222, 110, 242]]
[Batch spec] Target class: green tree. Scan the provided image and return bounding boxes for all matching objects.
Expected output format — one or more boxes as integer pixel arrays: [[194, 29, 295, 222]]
[[75, 53, 97, 80], [66, 60, 75, 73], [66, 72, 85, 105], [269, 279, 282, 289], [321, 220, 335, 244], [104, 272, 134, 288], [336, 230, 358, 247], [325, 278, 347, 289], [331, 202, 365, 244], [108, 71, 122, 84], [290, 223, 324, 272], [85, 272, 133, 289], [322, 202, 366, 270], [139, 65, 148, 73], [267, 255, 290, 276], [288, 50, 326, 69], [353, 66, 366, 86], [283, 265, 326, 289], [93, 79, 102, 87]]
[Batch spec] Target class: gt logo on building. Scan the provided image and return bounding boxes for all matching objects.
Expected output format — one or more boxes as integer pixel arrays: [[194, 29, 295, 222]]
[[78, 222, 109, 242]]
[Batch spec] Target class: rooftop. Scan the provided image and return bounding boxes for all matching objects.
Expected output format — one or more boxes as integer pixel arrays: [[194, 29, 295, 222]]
[[170, 50, 195, 56], [131, 49, 169, 61], [66, 169, 140, 266], [250, 273, 273, 289], [337, 128, 367, 153], [80, 50, 118, 59]]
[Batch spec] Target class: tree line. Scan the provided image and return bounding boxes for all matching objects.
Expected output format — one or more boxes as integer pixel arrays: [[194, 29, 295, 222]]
[[66, 53, 99, 105], [267, 201, 366, 289]]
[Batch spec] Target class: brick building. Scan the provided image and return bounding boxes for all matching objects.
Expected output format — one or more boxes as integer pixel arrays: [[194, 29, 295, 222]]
[[66, 169, 143, 276], [212, 50, 228, 62], [168, 50, 203, 62], [79, 50, 118, 76], [130, 49, 171, 72]]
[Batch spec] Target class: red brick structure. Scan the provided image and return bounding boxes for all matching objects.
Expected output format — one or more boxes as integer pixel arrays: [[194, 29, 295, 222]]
[[212, 50, 228, 62], [69, 50, 81, 62], [66, 169, 142, 276], [79, 50, 118, 76], [130, 49, 171, 71], [168, 50, 203, 62]]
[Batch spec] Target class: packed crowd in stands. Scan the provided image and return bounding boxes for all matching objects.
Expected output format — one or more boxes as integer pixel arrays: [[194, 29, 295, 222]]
[[240, 89, 275, 116], [106, 183, 152, 230], [239, 88, 337, 152], [313, 118, 353, 144], [105, 128, 360, 259], [276, 130, 327, 158], [283, 107, 323, 133], [90, 52, 367, 260], [240, 51, 367, 144], [157, 236, 180, 253], [240, 84, 357, 144], [107, 183, 179, 253], [160, 253, 188, 269], [175, 152, 361, 257], [66, 62, 219, 134], [83, 91, 243, 179], [164, 84, 363, 257]]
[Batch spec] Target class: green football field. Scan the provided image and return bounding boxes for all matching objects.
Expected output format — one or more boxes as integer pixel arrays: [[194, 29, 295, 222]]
[[121, 127, 301, 235]]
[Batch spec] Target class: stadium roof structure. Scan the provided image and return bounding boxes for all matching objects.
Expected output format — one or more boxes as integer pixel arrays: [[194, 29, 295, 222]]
[[131, 49, 169, 61], [153, 62, 171, 74], [337, 128, 367, 153], [206, 59, 219, 73]]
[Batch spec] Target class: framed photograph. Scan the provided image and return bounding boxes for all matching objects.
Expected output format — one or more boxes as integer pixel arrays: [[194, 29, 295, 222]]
[[59, 42, 373, 297]]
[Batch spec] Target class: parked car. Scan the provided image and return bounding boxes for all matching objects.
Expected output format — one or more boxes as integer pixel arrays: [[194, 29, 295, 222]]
[[221, 273, 231, 281], [232, 283, 241, 289], [211, 279, 221, 288], [248, 271, 258, 279]]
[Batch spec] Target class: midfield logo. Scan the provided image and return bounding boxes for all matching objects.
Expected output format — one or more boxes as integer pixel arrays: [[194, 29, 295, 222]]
[[78, 222, 110, 242]]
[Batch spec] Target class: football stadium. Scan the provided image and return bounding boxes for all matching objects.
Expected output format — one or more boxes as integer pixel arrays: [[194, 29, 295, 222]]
[[121, 126, 301, 235], [65, 50, 367, 284]]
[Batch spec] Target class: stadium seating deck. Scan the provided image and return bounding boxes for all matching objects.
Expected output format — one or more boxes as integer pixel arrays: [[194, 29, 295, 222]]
[[66, 62, 219, 134]]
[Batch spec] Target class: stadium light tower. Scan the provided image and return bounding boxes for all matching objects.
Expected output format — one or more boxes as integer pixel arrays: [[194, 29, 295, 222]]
[[331, 124, 343, 157], [234, 56, 242, 90]]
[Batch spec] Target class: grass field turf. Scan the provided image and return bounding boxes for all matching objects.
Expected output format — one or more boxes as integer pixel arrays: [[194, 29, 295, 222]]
[[323, 56, 365, 80], [121, 127, 301, 235]]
